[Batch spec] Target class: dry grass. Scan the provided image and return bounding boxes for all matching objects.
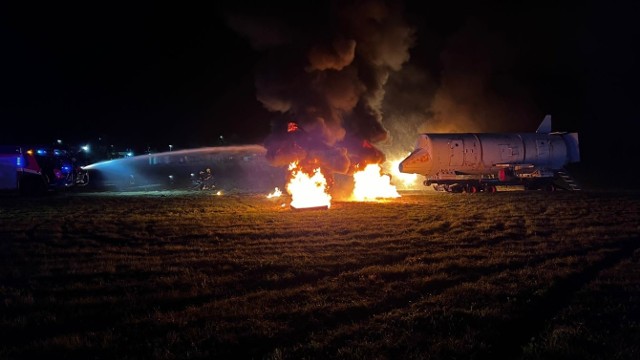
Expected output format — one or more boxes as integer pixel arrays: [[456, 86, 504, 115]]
[[1, 189, 639, 359]]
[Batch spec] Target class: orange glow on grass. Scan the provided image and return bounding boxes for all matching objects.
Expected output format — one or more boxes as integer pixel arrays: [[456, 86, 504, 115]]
[[286, 162, 331, 209], [351, 164, 400, 201]]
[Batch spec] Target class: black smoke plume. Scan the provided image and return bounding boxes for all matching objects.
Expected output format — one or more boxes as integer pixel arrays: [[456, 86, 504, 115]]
[[227, 0, 415, 174]]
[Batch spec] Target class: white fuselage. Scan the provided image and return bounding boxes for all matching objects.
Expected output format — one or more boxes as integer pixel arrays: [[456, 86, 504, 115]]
[[399, 132, 580, 179]]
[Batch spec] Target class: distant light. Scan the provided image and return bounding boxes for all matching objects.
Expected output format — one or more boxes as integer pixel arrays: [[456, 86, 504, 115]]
[[81, 145, 90, 152], [56, 139, 62, 144], [16, 156, 22, 167], [126, 152, 133, 157], [169, 144, 173, 151], [36, 149, 47, 155], [168, 175, 174, 179]]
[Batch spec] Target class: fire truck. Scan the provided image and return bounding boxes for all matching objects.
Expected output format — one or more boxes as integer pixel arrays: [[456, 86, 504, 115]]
[[0, 145, 89, 195]]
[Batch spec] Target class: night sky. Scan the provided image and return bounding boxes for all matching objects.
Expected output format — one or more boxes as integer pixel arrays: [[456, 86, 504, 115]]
[[1, 1, 639, 187]]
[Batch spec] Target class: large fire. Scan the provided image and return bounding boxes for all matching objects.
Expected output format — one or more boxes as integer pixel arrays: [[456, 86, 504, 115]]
[[351, 164, 400, 201], [286, 162, 332, 209], [388, 156, 418, 188], [271, 161, 403, 209]]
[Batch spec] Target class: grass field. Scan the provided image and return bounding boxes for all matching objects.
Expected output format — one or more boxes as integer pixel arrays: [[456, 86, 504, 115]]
[[1, 189, 639, 359]]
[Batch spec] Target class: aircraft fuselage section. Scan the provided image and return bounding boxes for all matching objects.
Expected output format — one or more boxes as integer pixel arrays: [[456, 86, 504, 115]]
[[399, 116, 580, 191]]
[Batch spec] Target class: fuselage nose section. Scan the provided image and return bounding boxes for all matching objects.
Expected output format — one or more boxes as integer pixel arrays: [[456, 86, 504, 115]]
[[399, 149, 429, 174]]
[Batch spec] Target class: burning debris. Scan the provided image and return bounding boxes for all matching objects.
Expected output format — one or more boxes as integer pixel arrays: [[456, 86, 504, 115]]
[[267, 159, 403, 209], [287, 162, 332, 210], [270, 124, 404, 208], [265, 121, 388, 179], [351, 164, 400, 201]]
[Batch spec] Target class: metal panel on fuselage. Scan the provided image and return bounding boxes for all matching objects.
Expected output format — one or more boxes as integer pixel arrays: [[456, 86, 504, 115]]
[[449, 139, 463, 166], [424, 132, 569, 175], [519, 133, 568, 169], [463, 135, 479, 168], [429, 133, 526, 174], [399, 130, 574, 178], [476, 134, 525, 169]]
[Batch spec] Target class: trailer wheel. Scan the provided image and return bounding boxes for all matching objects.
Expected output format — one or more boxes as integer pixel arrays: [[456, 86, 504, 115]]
[[484, 184, 497, 193], [464, 185, 478, 193], [433, 184, 446, 192]]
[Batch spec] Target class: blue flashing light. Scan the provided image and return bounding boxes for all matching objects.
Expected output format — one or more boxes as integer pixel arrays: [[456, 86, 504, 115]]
[[36, 149, 47, 155], [16, 156, 22, 167], [53, 149, 62, 156], [61, 165, 73, 174]]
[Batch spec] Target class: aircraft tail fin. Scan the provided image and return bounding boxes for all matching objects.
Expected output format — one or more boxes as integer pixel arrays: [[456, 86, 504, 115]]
[[536, 114, 552, 133]]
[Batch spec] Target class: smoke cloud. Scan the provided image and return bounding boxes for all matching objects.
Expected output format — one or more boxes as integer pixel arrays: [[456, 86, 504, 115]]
[[227, 2, 542, 180], [227, 0, 415, 175], [377, 15, 541, 166], [426, 19, 537, 133]]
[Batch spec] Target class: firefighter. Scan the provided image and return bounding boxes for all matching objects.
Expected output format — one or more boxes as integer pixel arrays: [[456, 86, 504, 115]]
[[198, 168, 213, 190]]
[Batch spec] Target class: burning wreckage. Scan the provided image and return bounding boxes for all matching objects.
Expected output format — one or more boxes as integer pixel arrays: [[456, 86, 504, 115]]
[[264, 120, 399, 209], [230, 0, 417, 207], [265, 121, 384, 182]]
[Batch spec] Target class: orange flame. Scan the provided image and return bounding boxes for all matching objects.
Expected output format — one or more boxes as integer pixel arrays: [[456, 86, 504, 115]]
[[351, 164, 400, 201], [287, 122, 299, 133], [286, 162, 331, 209], [388, 156, 418, 188], [266, 187, 282, 198]]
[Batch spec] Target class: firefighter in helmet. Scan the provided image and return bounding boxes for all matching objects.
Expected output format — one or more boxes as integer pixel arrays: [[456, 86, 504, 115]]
[[198, 167, 213, 190]]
